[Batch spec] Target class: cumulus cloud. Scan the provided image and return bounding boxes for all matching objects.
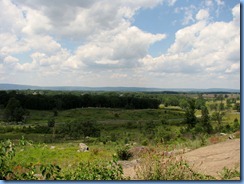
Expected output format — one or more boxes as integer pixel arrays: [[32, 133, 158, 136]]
[[140, 3, 240, 80], [68, 25, 166, 70], [0, 0, 240, 88], [3, 56, 19, 63], [12, 0, 164, 39], [196, 9, 209, 21]]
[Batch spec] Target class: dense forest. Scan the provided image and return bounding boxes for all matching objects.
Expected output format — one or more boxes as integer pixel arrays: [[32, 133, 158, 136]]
[[0, 91, 160, 110]]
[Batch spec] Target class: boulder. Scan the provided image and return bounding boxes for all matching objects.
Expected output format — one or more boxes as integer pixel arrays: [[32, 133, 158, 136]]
[[78, 143, 89, 152]]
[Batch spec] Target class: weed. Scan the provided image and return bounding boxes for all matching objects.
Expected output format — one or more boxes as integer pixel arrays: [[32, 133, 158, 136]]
[[136, 149, 215, 180], [218, 167, 240, 180]]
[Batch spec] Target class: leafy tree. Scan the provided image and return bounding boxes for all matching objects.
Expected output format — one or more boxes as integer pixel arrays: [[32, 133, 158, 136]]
[[4, 97, 27, 122], [82, 121, 101, 138], [47, 119, 55, 128], [232, 118, 240, 131], [184, 99, 197, 129], [155, 125, 176, 143], [200, 106, 212, 133], [226, 99, 232, 109], [144, 121, 156, 139], [179, 99, 189, 110], [211, 111, 225, 131], [53, 109, 58, 116], [234, 102, 240, 112], [209, 103, 218, 111], [195, 95, 206, 110], [58, 121, 100, 139], [219, 102, 225, 111]]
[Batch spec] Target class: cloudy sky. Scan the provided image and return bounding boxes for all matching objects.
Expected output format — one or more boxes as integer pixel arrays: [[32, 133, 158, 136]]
[[0, 0, 240, 89]]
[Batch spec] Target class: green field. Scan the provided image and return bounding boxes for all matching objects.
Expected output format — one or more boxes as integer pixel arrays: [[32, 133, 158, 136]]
[[0, 92, 240, 180]]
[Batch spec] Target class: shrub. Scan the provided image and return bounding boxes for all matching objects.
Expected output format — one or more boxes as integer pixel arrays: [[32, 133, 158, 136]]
[[136, 149, 215, 180], [116, 146, 133, 160], [64, 159, 124, 180], [218, 167, 240, 180], [0, 139, 125, 180], [0, 139, 15, 180], [232, 118, 240, 132], [141, 139, 148, 146]]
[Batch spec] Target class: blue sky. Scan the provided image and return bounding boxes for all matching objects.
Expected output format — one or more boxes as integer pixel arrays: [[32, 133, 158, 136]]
[[0, 0, 240, 89]]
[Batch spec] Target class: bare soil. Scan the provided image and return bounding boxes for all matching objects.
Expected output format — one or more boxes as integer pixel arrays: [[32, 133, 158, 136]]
[[121, 138, 240, 180]]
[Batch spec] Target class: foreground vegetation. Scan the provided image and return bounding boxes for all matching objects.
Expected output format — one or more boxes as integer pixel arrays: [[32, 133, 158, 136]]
[[0, 90, 240, 180], [1, 138, 240, 180]]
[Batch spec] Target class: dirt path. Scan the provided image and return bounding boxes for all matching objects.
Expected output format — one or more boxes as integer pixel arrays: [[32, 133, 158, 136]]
[[122, 139, 240, 180]]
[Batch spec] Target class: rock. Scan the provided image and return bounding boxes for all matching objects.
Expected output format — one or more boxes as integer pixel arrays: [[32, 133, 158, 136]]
[[50, 146, 55, 149], [78, 143, 89, 152], [220, 133, 227, 136]]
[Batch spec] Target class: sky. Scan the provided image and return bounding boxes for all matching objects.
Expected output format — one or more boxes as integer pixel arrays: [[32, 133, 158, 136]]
[[0, 0, 240, 89]]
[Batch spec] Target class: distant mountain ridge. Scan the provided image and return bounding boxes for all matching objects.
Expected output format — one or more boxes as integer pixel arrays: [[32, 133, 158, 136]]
[[0, 83, 240, 93]]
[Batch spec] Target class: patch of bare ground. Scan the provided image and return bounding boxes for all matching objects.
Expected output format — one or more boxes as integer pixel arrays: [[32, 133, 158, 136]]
[[183, 138, 240, 179], [121, 139, 240, 180]]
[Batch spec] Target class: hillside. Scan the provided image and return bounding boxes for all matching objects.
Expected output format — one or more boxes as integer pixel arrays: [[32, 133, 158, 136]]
[[0, 83, 240, 93], [122, 138, 240, 180]]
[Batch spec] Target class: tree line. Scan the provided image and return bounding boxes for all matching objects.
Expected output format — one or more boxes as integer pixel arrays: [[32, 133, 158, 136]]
[[0, 91, 160, 111]]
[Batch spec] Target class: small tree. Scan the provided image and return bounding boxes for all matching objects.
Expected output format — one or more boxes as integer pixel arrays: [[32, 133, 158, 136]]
[[48, 119, 56, 141], [234, 103, 240, 112], [232, 118, 240, 131], [47, 119, 55, 128], [219, 102, 225, 111], [4, 98, 26, 123], [211, 111, 225, 131], [200, 106, 212, 134], [179, 99, 189, 110], [184, 99, 197, 129]]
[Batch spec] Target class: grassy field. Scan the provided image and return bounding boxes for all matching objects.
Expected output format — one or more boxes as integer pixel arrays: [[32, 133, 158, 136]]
[[0, 93, 240, 180], [25, 107, 184, 124]]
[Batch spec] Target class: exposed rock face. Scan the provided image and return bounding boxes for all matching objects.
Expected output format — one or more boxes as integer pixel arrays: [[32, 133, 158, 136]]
[[183, 139, 240, 178], [78, 143, 89, 152]]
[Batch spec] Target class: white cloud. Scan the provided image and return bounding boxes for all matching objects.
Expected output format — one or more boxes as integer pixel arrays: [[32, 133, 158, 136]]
[[0, 0, 165, 75], [174, 5, 197, 25], [12, 0, 164, 39], [0, 0, 25, 33], [232, 3, 240, 24], [72, 25, 166, 69], [167, 0, 177, 6], [204, 0, 214, 7], [225, 63, 240, 74], [196, 9, 209, 21], [3, 56, 19, 63], [21, 7, 52, 35], [0, 0, 240, 88], [111, 73, 128, 79], [215, 0, 225, 6], [140, 3, 240, 83]]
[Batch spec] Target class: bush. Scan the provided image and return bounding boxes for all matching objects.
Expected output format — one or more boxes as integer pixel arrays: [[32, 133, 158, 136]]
[[0, 139, 15, 180], [141, 139, 148, 146], [64, 159, 124, 180], [136, 149, 215, 180], [0, 139, 125, 180], [116, 146, 133, 160]]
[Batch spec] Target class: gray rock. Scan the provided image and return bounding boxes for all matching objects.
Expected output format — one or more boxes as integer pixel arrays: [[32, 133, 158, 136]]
[[78, 143, 89, 152]]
